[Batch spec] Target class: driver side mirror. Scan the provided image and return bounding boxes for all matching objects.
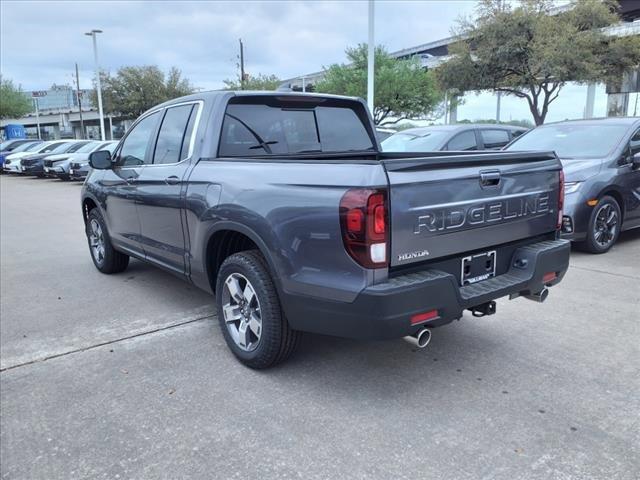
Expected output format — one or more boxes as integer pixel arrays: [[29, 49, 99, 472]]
[[633, 152, 640, 169], [89, 150, 112, 170]]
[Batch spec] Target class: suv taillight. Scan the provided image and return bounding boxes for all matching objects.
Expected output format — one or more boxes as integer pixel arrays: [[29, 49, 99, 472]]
[[340, 188, 388, 268], [557, 169, 565, 230]]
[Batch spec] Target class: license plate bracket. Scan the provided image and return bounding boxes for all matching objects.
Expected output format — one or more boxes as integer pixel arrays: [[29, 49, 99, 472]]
[[461, 250, 496, 285]]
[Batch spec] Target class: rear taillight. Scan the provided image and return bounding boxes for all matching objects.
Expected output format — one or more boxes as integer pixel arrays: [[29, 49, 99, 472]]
[[340, 188, 388, 268], [557, 169, 565, 230]]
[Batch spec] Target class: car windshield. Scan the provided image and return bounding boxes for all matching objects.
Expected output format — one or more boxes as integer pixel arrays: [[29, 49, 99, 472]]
[[10, 142, 40, 153], [104, 142, 118, 153], [48, 142, 75, 154], [36, 142, 60, 153], [381, 130, 450, 152], [506, 124, 629, 158], [75, 141, 102, 153], [0, 140, 19, 150]]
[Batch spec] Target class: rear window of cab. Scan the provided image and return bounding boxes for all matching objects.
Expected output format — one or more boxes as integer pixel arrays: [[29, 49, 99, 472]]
[[219, 100, 375, 157]]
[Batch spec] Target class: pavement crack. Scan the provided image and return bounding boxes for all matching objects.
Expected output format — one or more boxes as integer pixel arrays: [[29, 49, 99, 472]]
[[0, 314, 215, 373]]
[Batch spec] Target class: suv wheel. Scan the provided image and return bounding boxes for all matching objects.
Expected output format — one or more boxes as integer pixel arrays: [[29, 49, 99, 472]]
[[581, 195, 621, 254], [216, 250, 300, 369], [86, 208, 130, 273]]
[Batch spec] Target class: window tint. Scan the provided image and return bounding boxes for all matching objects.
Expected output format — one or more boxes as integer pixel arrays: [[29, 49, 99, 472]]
[[117, 111, 161, 166], [480, 129, 510, 149], [506, 124, 629, 158], [153, 105, 194, 164], [219, 104, 373, 156], [180, 106, 198, 161], [66, 142, 91, 153], [315, 107, 372, 151], [382, 131, 450, 152], [446, 130, 477, 151], [43, 142, 68, 153], [630, 128, 640, 156]]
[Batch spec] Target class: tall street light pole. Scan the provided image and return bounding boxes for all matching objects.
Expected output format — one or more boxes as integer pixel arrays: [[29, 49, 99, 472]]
[[367, 0, 375, 115], [85, 29, 105, 141], [75, 62, 85, 139]]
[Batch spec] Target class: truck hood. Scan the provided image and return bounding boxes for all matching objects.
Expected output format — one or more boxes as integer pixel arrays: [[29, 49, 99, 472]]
[[559, 158, 602, 183]]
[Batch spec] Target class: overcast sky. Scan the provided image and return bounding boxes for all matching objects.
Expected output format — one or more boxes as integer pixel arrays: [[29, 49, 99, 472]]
[[0, 0, 624, 123], [1, 0, 478, 90]]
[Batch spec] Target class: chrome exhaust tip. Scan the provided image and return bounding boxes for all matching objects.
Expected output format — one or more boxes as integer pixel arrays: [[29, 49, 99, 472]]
[[524, 287, 549, 303], [403, 327, 432, 349]]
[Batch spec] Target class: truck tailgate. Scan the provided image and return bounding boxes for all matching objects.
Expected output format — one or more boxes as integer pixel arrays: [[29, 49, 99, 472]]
[[381, 151, 562, 267]]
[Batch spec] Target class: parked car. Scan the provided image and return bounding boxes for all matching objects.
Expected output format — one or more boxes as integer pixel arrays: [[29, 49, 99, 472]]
[[381, 124, 528, 152], [3, 141, 69, 174], [1, 140, 43, 171], [0, 138, 35, 153], [82, 91, 569, 368], [44, 141, 111, 180], [69, 141, 118, 181], [21, 141, 91, 177], [375, 127, 396, 142], [506, 117, 640, 253]]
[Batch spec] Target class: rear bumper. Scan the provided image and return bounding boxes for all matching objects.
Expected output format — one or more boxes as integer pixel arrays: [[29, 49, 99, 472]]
[[284, 239, 570, 340]]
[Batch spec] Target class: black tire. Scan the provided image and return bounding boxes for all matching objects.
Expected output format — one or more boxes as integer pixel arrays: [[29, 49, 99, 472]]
[[579, 195, 621, 254], [216, 250, 300, 369], [86, 208, 130, 273], [58, 174, 70, 181]]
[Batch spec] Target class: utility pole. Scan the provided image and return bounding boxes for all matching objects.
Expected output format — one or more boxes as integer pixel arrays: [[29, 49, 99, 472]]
[[85, 29, 105, 141], [367, 0, 375, 114], [75, 63, 85, 139], [496, 91, 502, 122], [34, 98, 41, 139], [239, 38, 245, 90]]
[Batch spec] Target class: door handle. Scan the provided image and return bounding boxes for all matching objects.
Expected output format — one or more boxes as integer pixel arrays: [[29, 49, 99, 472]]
[[480, 170, 501, 187], [165, 176, 180, 185]]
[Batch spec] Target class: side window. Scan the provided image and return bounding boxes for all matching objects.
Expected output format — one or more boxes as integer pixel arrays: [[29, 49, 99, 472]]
[[480, 129, 511, 149], [117, 111, 161, 166], [446, 130, 477, 151], [153, 104, 195, 165], [629, 128, 640, 156]]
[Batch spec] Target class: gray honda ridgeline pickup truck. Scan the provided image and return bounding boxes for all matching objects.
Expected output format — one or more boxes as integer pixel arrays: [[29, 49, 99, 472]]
[[82, 91, 570, 368]]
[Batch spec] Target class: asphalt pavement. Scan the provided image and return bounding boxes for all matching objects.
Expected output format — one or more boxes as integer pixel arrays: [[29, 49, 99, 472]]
[[1, 174, 639, 480]]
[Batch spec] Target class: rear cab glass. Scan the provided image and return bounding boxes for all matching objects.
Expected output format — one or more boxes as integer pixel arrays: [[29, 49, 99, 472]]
[[480, 129, 511, 149], [218, 96, 375, 157]]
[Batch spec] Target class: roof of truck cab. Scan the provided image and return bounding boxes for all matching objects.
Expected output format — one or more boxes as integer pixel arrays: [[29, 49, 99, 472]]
[[152, 90, 363, 111]]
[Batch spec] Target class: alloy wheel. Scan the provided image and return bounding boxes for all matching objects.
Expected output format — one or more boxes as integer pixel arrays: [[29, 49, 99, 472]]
[[89, 219, 106, 265], [593, 203, 618, 248], [221, 273, 262, 351]]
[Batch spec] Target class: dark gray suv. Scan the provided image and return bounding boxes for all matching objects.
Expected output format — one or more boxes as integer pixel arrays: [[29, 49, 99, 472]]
[[507, 118, 640, 253]]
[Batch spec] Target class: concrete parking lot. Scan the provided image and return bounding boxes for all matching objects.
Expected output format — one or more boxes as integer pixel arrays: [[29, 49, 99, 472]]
[[1, 173, 638, 480]]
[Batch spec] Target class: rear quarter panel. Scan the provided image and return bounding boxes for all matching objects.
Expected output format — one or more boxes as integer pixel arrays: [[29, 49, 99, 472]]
[[185, 159, 389, 303]]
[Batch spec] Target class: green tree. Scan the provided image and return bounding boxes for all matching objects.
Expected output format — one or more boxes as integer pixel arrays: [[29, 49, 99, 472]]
[[0, 77, 32, 119], [223, 73, 281, 91], [316, 44, 443, 126], [92, 66, 194, 118], [436, 0, 640, 125]]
